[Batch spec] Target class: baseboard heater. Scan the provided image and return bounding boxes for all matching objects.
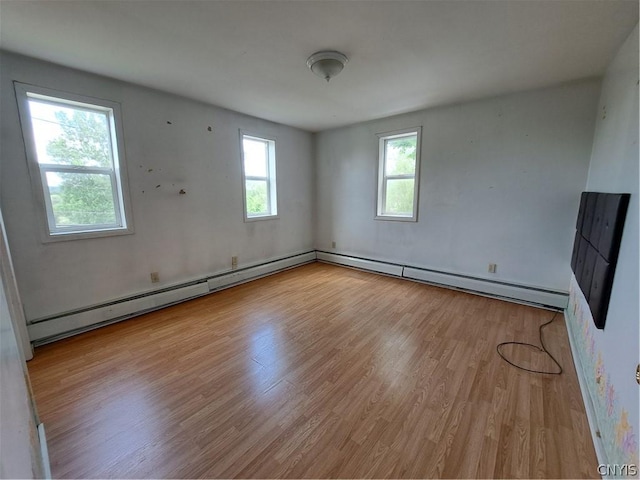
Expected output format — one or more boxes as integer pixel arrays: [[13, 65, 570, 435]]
[[28, 249, 565, 344], [206, 252, 315, 291], [28, 251, 316, 345], [316, 251, 568, 309]]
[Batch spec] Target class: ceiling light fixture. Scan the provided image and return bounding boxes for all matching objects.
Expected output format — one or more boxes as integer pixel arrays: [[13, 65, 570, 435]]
[[306, 51, 348, 82]]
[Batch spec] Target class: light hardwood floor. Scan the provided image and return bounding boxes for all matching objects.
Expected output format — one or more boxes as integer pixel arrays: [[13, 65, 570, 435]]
[[28, 262, 597, 478]]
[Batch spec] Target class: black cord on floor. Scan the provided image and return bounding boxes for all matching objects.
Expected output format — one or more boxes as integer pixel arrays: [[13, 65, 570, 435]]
[[496, 312, 563, 375]]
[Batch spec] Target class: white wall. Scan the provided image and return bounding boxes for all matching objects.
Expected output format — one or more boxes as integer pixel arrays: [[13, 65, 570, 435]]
[[0, 211, 45, 478], [584, 24, 638, 458], [315, 80, 600, 291], [0, 52, 315, 321]]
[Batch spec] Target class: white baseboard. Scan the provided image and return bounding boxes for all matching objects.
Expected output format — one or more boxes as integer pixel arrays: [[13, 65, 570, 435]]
[[28, 251, 316, 345], [317, 251, 568, 309], [27, 250, 567, 344], [316, 251, 403, 276], [208, 251, 316, 291], [403, 267, 568, 309], [28, 283, 210, 342]]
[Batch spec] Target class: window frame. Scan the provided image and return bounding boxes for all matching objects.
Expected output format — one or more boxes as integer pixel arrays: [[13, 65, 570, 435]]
[[239, 130, 278, 221], [375, 126, 422, 222], [14, 82, 133, 242]]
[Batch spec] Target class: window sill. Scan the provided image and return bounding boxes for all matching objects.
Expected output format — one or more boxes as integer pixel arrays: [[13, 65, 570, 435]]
[[244, 214, 279, 223], [374, 215, 417, 223], [41, 226, 134, 243]]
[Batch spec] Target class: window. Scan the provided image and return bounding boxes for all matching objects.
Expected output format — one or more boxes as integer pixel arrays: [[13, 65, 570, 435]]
[[240, 132, 277, 220], [15, 83, 132, 240], [376, 127, 422, 221]]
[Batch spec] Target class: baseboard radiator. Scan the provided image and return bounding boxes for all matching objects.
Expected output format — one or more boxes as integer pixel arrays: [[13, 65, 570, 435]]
[[316, 251, 568, 309], [28, 251, 316, 345], [206, 252, 315, 291], [28, 249, 567, 345]]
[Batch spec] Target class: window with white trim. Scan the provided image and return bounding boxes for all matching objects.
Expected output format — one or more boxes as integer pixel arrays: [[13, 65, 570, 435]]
[[240, 132, 277, 220], [15, 83, 132, 240], [376, 127, 422, 221]]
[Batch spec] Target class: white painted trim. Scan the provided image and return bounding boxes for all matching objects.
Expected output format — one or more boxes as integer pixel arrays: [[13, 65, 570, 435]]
[[403, 267, 568, 308], [26, 250, 568, 345], [27, 251, 316, 344], [28, 283, 210, 342], [207, 251, 316, 291], [316, 251, 404, 276], [563, 309, 607, 474], [239, 130, 278, 221], [0, 208, 32, 360], [14, 82, 135, 242], [375, 126, 422, 222], [317, 251, 567, 308], [37, 423, 51, 480]]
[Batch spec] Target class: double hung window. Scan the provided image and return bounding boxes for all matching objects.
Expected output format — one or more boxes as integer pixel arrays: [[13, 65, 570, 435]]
[[15, 83, 132, 240], [376, 127, 422, 221], [240, 132, 277, 220]]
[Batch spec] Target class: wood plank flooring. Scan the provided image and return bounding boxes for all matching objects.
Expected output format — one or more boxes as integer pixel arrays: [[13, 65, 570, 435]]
[[27, 262, 598, 478]]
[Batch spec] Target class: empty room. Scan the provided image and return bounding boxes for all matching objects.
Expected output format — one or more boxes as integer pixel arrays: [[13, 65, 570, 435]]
[[0, 1, 638, 478]]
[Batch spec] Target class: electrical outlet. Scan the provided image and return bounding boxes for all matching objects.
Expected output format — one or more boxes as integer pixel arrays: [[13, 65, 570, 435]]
[[150, 272, 160, 283], [488, 263, 497, 274], [331, 241, 336, 249], [231, 256, 238, 269]]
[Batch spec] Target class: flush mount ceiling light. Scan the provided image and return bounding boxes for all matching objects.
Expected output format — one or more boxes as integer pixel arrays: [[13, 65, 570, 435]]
[[306, 51, 349, 82]]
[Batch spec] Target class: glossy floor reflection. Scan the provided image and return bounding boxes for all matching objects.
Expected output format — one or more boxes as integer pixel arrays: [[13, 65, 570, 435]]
[[28, 263, 598, 478]]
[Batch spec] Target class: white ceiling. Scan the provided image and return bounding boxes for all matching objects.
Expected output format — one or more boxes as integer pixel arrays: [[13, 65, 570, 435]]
[[1, 1, 637, 132]]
